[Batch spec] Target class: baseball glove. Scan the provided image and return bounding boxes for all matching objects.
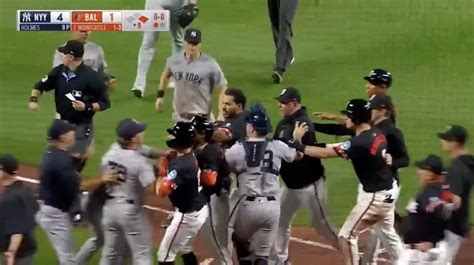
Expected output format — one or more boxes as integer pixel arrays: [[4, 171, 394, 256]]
[[103, 73, 117, 92], [176, 4, 199, 28]]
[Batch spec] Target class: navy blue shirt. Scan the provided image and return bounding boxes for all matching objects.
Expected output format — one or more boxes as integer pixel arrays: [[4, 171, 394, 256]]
[[38, 146, 81, 212]]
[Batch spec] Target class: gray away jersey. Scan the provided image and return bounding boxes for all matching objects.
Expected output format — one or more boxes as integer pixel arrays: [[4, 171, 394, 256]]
[[100, 143, 155, 206], [166, 51, 227, 115], [225, 139, 296, 197], [53, 41, 108, 74]]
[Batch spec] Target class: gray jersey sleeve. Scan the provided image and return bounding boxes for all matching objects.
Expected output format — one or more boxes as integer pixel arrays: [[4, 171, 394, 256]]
[[164, 57, 173, 78], [138, 161, 156, 188], [210, 60, 227, 89], [225, 143, 244, 171], [274, 140, 296, 162]]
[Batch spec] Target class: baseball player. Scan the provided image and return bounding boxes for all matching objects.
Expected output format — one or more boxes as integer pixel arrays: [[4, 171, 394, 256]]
[[191, 115, 233, 265], [53, 31, 116, 92], [271, 88, 339, 265], [131, 0, 199, 98], [267, 0, 298, 83], [437, 125, 474, 264], [156, 122, 210, 265], [290, 99, 403, 265], [37, 119, 116, 265], [398, 154, 461, 265], [99, 118, 157, 265], [225, 104, 301, 265], [155, 28, 228, 122]]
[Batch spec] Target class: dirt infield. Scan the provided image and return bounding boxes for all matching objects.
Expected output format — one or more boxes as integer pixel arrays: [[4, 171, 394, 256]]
[[17, 164, 474, 264]]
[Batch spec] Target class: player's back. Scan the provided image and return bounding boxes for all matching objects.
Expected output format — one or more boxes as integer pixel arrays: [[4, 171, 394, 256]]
[[226, 139, 296, 197], [101, 143, 154, 206]]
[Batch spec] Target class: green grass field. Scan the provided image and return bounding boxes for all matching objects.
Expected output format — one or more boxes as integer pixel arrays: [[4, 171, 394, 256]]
[[1, 0, 473, 263]]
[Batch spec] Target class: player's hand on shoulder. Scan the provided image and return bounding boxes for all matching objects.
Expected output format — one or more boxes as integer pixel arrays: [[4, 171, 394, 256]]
[[28, 101, 39, 112], [155, 98, 164, 112], [293, 121, 308, 141]]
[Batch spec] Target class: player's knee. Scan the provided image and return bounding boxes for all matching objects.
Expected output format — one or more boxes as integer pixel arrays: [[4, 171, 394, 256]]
[[253, 257, 269, 265], [181, 252, 198, 265]]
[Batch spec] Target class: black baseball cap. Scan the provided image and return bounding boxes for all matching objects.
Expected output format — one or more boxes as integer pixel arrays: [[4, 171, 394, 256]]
[[58, 40, 84, 58], [184, 28, 201, 44], [275, 87, 301, 104], [0, 154, 19, 175], [364, 68, 392, 87], [415, 154, 447, 175], [437, 125, 468, 144], [369, 95, 394, 110], [116, 118, 147, 141], [48, 119, 76, 140]]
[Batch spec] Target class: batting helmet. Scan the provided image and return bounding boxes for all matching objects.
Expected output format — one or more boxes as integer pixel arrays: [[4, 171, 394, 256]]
[[245, 103, 272, 136], [363, 68, 392, 87], [190, 115, 214, 142], [166, 122, 196, 149], [340, 99, 372, 125]]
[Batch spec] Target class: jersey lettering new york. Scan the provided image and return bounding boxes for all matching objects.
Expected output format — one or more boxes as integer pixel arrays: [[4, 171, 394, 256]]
[[173, 71, 202, 86]]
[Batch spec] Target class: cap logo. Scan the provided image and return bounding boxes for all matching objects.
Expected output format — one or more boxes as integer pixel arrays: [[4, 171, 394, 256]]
[[191, 31, 197, 37], [280, 89, 287, 95]]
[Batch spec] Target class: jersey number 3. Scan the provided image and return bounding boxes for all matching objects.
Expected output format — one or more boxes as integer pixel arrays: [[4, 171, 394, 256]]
[[108, 161, 127, 183]]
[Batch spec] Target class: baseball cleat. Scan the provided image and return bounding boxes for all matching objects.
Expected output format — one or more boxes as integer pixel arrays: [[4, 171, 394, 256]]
[[272, 70, 283, 84], [132, 89, 143, 99]]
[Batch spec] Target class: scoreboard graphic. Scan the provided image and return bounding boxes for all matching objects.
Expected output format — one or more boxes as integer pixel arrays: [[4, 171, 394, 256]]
[[17, 10, 170, 31]]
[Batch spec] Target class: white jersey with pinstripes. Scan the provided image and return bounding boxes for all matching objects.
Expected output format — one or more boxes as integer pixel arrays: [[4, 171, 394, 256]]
[[100, 143, 155, 206], [225, 138, 296, 197]]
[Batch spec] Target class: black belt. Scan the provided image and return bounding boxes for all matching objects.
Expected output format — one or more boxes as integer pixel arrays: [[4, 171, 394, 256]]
[[179, 113, 209, 120], [246, 196, 276, 201]]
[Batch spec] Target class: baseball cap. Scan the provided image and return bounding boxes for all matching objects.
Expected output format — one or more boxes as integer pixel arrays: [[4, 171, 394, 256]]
[[0, 154, 19, 175], [47, 119, 76, 140], [58, 40, 84, 58], [363, 68, 392, 87], [415, 154, 447, 175], [116, 118, 147, 141], [274, 87, 301, 104], [184, 28, 202, 44], [437, 124, 468, 144], [369, 95, 394, 110]]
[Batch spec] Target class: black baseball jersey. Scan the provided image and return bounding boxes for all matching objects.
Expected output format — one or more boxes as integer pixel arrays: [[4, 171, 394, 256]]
[[166, 152, 206, 213], [402, 183, 453, 245], [274, 107, 325, 189], [0, 181, 38, 258], [225, 111, 247, 143], [195, 143, 220, 201], [334, 128, 394, 192], [445, 155, 474, 237], [34, 63, 110, 124], [374, 119, 409, 183], [38, 146, 81, 211]]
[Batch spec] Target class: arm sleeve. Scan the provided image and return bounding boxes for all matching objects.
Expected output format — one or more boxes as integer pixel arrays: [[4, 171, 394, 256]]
[[313, 122, 354, 136], [211, 61, 228, 89], [91, 73, 110, 111], [276, 140, 297, 162], [3, 198, 30, 235], [164, 58, 173, 78], [388, 129, 410, 169], [333, 139, 359, 160], [138, 160, 156, 188], [57, 158, 81, 196], [98, 46, 108, 74], [33, 67, 59, 92], [446, 167, 464, 196], [52, 50, 62, 68], [224, 144, 241, 171]]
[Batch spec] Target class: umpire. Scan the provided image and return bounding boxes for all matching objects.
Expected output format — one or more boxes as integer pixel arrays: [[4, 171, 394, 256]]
[[28, 39, 111, 173], [271, 87, 339, 264], [0, 154, 38, 265]]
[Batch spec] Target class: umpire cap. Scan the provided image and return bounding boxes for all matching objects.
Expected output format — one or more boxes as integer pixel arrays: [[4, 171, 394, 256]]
[[340, 99, 372, 125], [245, 103, 272, 136], [58, 40, 84, 58], [190, 115, 214, 142], [364, 69, 392, 87], [166, 122, 196, 149]]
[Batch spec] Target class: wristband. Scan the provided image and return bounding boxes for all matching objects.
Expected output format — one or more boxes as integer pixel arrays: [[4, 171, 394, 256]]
[[29, 96, 38, 103], [288, 140, 306, 153], [157, 90, 165, 98], [85, 102, 93, 112]]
